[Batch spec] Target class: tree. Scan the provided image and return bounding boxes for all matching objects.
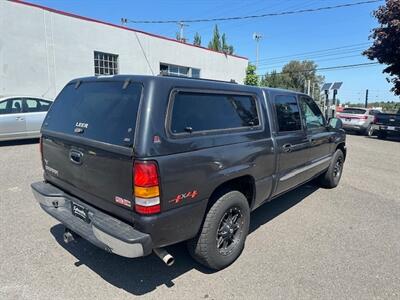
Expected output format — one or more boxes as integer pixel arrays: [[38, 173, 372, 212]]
[[208, 25, 221, 51], [193, 32, 201, 46], [260, 60, 324, 98], [207, 25, 234, 54], [363, 0, 400, 95], [244, 64, 259, 86]]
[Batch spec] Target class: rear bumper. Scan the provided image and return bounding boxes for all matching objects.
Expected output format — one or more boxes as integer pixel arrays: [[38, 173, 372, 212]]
[[31, 181, 152, 258], [377, 125, 400, 133], [342, 123, 368, 132]]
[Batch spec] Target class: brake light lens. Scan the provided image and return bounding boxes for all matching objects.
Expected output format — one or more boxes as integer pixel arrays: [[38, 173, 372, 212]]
[[134, 161, 160, 214]]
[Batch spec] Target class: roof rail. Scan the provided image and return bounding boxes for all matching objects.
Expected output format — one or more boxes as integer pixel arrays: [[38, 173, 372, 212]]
[[158, 72, 238, 84]]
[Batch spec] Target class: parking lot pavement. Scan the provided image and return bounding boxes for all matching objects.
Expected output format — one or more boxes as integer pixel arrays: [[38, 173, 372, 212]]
[[0, 135, 399, 299]]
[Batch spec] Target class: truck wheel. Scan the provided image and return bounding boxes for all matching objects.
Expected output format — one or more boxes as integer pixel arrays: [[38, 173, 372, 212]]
[[318, 149, 344, 189], [377, 131, 387, 139], [187, 191, 250, 270]]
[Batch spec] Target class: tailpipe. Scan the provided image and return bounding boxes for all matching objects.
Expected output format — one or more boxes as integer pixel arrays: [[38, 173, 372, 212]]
[[63, 228, 78, 244], [153, 248, 175, 266]]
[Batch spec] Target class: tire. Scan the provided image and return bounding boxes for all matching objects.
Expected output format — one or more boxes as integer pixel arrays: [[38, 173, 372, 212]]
[[187, 191, 250, 270], [377, 131, 387, 139], [318, 149, 344, 189], [366, 125, 375, 137]]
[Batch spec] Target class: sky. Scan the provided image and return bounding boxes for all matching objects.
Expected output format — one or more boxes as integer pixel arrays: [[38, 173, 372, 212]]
[[26, 0, 399, 103]]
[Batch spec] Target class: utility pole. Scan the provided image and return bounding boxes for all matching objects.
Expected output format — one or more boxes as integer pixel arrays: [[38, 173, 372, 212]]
[[307, 80, 311, 96], [253, 33, 262, 71], [177, 22, 189, 43], [365, 89, 369, 108]]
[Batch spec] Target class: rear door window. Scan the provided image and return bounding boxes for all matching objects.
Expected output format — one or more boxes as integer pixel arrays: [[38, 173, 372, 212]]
[[43, 81, 142, 147], [170, 91, 260, 134], [274, 95, 302, 132]]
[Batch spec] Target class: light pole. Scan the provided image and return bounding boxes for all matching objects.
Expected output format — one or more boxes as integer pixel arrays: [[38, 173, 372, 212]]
[[253, 33, 262, 72]]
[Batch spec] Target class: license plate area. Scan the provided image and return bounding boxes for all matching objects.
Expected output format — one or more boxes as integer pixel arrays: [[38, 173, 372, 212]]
[[387, 126, 395, 131], [71, 202, 91, 223]]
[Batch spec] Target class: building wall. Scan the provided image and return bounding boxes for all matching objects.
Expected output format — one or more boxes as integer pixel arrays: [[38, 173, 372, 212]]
[[0, 1, 248, 99]]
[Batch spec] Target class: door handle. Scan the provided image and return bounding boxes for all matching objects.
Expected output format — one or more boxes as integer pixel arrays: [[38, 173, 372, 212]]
[[282, 143, 292, 153], [15, 117, 24, 121], [69, 150, 83, 165]]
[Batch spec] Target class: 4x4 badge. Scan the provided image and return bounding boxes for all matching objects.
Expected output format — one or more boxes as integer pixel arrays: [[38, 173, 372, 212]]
[[169, 190, 198, 204]]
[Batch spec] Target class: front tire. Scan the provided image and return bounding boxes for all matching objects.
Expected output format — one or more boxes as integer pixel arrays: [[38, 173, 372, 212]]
[[318, 149, 344, 189], [366, 125, 375, 137], [187, 191, 250, 270]]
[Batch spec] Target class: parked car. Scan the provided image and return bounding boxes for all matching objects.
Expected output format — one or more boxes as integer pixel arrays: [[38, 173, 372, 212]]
[[336, 107, 380, 136], [373, 109, 400, 139], [0, 96, 53, 141], [31, 75, 346, 270]]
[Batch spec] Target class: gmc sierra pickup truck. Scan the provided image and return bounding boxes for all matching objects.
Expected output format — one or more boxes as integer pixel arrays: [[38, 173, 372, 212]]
[[31, 75, 346, 270]]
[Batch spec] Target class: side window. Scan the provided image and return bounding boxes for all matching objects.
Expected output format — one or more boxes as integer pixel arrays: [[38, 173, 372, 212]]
[[10, 99, 23, 114], [170, 92, 260, 134], [39, 100, 51, 112], [25, 99, 39, 112], [299, 96, 325, 129], [0, 100, 8, 114], [274, 95, 302, 132]]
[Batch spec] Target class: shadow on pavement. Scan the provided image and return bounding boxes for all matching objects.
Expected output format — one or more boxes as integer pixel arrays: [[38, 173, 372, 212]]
[[0, 138, 39, 147], [50, 183, 319, 295]]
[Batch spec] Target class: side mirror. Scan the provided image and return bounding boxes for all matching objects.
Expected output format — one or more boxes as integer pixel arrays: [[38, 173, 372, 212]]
[[328, 117, 343, 129]]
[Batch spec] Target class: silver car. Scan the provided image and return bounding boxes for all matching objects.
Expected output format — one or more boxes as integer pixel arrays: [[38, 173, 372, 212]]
[[337, 107, 381, 136], [0, 96, 52, 141]]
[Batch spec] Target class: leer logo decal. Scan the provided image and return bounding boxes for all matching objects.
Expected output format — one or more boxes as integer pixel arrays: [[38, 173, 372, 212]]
[[170, 190, 199, 204]]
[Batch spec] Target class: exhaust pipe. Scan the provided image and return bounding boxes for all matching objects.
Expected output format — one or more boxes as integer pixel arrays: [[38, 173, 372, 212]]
[[63, 228, 77, 244], [153, 248, 175, 266]]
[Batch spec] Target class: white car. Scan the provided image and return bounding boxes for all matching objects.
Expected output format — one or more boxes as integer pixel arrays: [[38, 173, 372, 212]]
[[337, 107, 381, 136], [0, 96, 53, 141]]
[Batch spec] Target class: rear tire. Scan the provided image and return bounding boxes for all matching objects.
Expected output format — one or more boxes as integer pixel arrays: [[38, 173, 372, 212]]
[[318, 149, 344, 189], [187, 191, 250, 270], [366, 125, 375, 137]]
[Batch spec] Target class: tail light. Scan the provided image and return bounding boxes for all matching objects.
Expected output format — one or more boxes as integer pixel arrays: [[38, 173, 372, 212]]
[[360, 115, 368, 120], [133, 161, 160, 214], [39, 136, 44, 164]]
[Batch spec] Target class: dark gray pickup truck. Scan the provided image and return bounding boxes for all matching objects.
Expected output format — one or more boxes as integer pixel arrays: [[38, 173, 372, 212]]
[[32, 75, 346, 270], [373, 109, 400, 139]]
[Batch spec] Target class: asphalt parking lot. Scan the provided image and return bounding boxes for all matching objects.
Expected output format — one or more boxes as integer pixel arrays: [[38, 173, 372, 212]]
[[0, 134, 399, 299]]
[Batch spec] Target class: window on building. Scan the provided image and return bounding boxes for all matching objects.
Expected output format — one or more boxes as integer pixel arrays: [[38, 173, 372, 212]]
[[170, 91, 259, 134], [274, 95, 302, 132], [94, 51, 119, 76], [160, 63, 200, 78]]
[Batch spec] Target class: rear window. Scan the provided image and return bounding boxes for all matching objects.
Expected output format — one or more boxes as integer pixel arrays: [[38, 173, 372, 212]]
[[170, 91, 259, 134], [43, 81, 142, 147], [342, 108, 366, 114]]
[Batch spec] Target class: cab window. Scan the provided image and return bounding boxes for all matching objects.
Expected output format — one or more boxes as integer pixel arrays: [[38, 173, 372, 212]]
[[299, 96, 325, 129], [274, 95, 302, 132]]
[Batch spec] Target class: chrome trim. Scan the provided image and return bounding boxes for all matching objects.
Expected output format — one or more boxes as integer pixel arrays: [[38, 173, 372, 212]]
[[280, 155, 332, 181]]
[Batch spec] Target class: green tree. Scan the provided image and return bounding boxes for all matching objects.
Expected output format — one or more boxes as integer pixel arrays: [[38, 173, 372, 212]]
[[261, 60, 324, 99], [221, 33, 234, 55], [193, 32, 202, 46], [363, 0, 400, 95], [207, 25, 234, 54], [244, 64, 259, 86], [208, 25, 221, 51]]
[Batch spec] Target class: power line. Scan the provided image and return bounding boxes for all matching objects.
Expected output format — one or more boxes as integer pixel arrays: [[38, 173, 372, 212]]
[[252, 42, 371, 64], [123, 0, 382, 24], [257, 62, 380, 77]]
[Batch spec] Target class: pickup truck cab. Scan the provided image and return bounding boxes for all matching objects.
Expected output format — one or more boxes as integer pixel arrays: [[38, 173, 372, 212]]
[[32, 75, 346, 270]]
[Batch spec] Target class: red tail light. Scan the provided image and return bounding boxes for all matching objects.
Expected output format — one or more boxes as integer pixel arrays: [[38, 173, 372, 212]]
[[133, 161, 160, 215], [360, 115, 368, 120]]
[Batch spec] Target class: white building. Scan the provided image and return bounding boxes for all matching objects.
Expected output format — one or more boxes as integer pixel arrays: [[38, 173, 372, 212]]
[[0, 0, 248, 99]]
